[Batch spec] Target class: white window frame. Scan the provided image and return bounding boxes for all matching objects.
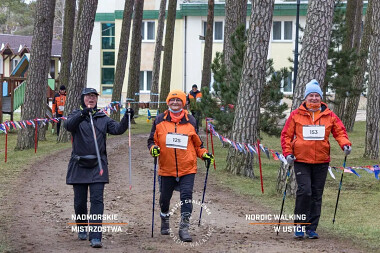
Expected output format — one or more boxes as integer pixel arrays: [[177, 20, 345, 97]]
[[12, 58, 19, 71], [139, 70, 152, 92], [0, 57, 3, 75], [203, 20, 224, 42], [272, 20, 293, 42], [142, 21, 155, 42]]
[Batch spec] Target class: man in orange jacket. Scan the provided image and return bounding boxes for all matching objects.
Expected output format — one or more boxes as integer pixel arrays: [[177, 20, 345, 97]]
[[148, 89, 214, 242], [281, 80, 352, 240], [52, 85, 67, 136]]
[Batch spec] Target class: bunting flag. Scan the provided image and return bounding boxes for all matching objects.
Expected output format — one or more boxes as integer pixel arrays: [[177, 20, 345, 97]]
[[205, 120, 379, 181], [147, 109, 152, 123]]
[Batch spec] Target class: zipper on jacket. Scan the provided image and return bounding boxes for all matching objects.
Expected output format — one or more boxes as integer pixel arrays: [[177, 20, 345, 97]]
[[174, 123, 179, 182]]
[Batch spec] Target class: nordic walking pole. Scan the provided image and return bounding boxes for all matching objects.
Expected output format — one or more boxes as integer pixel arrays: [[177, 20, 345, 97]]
[[88, 107, 104, 176], [277, 163, 291, 235], [152, 156, 157, 237], [198, 158, 211, 226], [333, 155, 347, 224], [128, 102, 132, 190]]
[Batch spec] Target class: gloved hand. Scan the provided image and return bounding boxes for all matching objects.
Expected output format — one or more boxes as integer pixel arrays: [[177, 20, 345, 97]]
[[202, 152, 215, 165], [151, 146, 160, 157], [343, 145, 352, 156], [286, 154, 296, 166], [125, 108, 134, 119], [81, 107, 93, 117]]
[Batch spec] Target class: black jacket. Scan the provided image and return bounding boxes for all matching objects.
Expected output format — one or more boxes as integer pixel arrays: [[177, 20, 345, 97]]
[[64, 109, 129, 184]]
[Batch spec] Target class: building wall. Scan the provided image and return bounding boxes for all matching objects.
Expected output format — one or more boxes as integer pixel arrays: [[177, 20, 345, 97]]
[[88, 22, 102, 93], [89, 1, 315, 105]]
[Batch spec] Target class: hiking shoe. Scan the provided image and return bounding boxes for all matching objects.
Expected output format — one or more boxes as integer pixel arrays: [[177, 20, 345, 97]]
[[160, 212, 170, 235], [90, 238, 103, 248], [306, 230, 319, 239], [179, 213, 192, 242], [78, 231, 87, 240], [294, 230, 304, 239]]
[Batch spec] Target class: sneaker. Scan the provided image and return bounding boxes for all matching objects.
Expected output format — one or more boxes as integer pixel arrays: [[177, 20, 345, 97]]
[[306, 230, 319, 239], [294, 230, 304, 239], [78, 231, 87, 240], [90, 238, 103, 248]]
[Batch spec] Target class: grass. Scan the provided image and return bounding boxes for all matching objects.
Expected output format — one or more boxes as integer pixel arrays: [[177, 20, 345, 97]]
[[201, 121, 379, 252]]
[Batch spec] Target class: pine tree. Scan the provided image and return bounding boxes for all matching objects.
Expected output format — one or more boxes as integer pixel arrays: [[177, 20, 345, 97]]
[[325, 1, 361, 112], [260, 60, 289, 137], [200, 24, 287, 138]]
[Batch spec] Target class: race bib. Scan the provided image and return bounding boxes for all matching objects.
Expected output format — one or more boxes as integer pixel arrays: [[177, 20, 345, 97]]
[[166, 133, 188, 150], [59, 106, 64, 111], [303, 125, 325, 140]]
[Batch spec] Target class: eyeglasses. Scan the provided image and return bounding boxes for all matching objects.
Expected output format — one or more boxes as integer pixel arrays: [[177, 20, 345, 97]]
[[169, 98, 182, 102], [84, 94, 98, 98]]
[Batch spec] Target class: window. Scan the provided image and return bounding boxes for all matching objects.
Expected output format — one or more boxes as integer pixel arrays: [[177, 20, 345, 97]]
[[272, 21, 293, 41], [102, 52, 115, 66], [282, 72, 293, 93], [102, 23, 115, 49], [141, 21, 155, 41], [139, 71, 152, 92], [101, 68, 114, 84], [203, 21, 224, 41], [12, 59, 19, 71], [101, 23, 116, 94]]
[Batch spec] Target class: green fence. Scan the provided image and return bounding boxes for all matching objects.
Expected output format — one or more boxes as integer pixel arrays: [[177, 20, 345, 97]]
[[12, 79, 55, 111], [13, 80, 26, 111]]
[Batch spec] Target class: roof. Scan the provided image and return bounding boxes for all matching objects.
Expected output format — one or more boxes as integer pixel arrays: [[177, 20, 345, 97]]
[[0, 34, 61, 56]]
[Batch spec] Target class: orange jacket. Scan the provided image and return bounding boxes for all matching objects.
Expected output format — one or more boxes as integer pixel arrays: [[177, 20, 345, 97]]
[[147, 110, 207, 177], [281, 102, 351, 164], [52, 93, 66, 115]]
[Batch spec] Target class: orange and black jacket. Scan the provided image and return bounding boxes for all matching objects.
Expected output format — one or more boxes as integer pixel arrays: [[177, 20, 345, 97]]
[[52, 93, 66, 115], [147, 110, 207, 177], [281, 102, 351, 164]]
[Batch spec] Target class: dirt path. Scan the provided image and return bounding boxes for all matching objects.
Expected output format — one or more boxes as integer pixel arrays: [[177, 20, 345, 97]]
[[0, 134, 365, 253]]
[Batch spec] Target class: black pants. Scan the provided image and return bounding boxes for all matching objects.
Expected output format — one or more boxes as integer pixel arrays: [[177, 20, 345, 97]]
[[160, 174, 195, 215], [294, 162, 329, 231], [73, 183, 105, 240], [56, 113, 63, 136]]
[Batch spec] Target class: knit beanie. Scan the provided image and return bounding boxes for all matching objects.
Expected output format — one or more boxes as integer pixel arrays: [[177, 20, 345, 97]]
[[166, 90, 187, 107], [304, 79, 323, 99]]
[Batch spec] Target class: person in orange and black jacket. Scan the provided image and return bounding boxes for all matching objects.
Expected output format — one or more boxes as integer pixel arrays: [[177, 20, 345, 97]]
[[52, 85, 67, 136], [186, 84, 202, 133], [281, 80, 352, 240], [147, 89, 214, 242]]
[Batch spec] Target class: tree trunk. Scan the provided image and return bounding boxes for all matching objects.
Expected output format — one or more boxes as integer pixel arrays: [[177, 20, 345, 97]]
[[126, 0, 144, 116], [223, 0, 247, 83], [159, 0, 177, 113], [364, 0, 380, 159], [225, 0, 274, 178], [16, 0, 56, 150], [150, 0, 167, 110], [276, 163, 297, 197], [59, 0, 75, 93], [58, 0, 98, 142], [111, 0, 134, 121], [334, 0, 359, 120], [200, 0, 214, 90], [291, 0, 335, 111], [344, 0, 371, 132]]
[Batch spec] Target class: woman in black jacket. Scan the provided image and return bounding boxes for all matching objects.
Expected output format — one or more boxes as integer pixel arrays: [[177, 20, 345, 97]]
[[64, 88, 133, 248]]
